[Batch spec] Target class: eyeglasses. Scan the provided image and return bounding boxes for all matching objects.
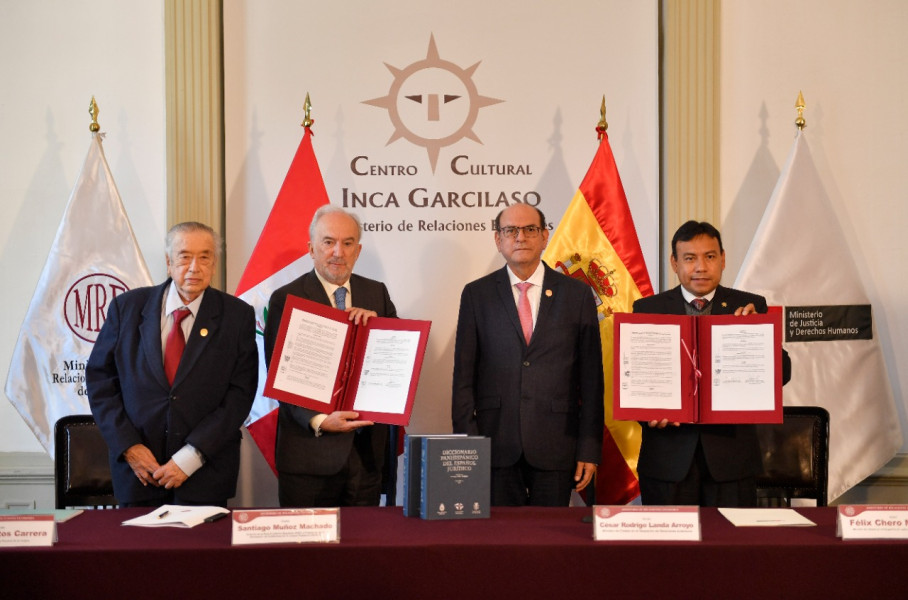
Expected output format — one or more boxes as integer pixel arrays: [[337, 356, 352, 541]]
[[498, 225, 543, 239]]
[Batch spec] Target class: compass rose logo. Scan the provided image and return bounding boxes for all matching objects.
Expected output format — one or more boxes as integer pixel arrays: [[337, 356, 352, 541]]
[[363, 35, 503, 173]]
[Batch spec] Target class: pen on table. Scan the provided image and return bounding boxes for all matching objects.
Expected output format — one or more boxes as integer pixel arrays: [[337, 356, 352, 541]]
[[157, 510, 170, 519], [204, 512, 229, 523]]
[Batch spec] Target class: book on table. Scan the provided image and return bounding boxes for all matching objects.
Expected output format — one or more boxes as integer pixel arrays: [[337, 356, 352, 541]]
[[613, 311, 783, 424], [264, 294, 431, 426], [419, 435, 490, 520]]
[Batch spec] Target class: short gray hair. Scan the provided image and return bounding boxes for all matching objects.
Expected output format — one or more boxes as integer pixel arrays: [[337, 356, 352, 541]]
[[308, 205, 362, 242], [165, 221, 223, 261]]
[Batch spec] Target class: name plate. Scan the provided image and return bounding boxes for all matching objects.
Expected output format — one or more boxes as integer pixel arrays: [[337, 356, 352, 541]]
[[593, 506, 701, 541], [0, 515, 56, 548], [837, 505, 908, 540], [231, 508, 340, 545]]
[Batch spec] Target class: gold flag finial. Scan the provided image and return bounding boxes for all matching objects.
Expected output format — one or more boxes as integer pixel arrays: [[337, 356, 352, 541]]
[[89, 96, 100, 133], [795, 91, 806, 130], [302, 93, 314, 130], [596, 95, 608, 141]]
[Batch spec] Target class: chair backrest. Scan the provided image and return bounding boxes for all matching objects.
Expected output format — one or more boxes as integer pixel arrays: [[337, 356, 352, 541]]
[[755, 406, 829, 507], [54, 414, 118, 509]]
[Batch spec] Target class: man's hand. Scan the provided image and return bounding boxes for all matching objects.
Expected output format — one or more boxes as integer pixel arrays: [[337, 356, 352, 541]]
[[123, 444, 162, 487], [734, 302, 757, 316], [345, 307, 379, 325], [153, 460, 189, 490], [574, 461, 597, 492], [319, 410, 375, 433], [647, 419, 681, 429]]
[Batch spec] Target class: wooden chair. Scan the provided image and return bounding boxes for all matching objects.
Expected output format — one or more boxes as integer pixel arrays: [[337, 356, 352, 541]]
[[755, 406, 829, 507]]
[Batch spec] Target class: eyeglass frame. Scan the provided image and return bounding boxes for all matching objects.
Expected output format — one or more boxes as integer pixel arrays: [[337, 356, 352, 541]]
[[497, 225, 544, 239]]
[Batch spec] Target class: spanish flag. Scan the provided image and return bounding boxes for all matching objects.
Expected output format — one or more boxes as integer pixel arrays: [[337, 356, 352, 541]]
[[543, 131, 653, 504]]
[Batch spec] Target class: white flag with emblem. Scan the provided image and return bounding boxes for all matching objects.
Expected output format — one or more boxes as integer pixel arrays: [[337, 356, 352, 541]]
[[5, 132, 152, 455], [735, 129, 902, 500]]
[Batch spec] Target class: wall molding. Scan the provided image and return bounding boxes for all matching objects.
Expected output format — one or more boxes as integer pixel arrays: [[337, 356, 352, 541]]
[[661, 0, 720, 285], [164, 0, 226, 289]]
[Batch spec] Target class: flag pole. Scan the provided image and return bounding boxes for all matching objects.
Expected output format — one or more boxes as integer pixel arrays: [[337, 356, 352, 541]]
[[795, 90, 806, 130], [89, 96, 100, 133], [596, 95, 608, 141], [301, 92, 314, 132]]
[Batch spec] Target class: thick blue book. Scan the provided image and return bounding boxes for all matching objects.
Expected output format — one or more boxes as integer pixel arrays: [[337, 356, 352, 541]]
[[419, 436, 490, 520], [402, 434, 466, 517]]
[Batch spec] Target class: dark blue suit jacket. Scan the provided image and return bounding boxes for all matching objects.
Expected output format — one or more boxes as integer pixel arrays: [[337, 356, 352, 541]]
[[452, 264, 604, 470], [264, 270, 397, 477], [632, 285, 790, 483], [86, 280, 258, 504]]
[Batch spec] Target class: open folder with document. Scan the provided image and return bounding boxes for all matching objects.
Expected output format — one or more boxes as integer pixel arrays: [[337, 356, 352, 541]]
[[264, 294, 431, 426]]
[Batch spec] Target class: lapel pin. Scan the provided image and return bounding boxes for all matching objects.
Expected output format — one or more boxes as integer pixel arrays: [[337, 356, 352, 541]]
[[721, 302, 727, 308], [545, 289, 553, 297], [200, 328, 209, 337]]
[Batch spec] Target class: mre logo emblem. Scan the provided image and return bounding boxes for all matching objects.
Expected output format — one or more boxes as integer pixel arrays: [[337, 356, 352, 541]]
[[64, 273, 129, 343]]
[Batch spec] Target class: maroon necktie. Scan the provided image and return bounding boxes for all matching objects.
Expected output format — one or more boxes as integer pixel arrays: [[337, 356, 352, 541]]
[[164, 308, 191, 385], [690, 297, 709, 312], [516, 282, 533, 344]]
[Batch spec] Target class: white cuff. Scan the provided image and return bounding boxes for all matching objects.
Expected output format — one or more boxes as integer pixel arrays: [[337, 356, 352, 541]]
[[171, 444, 205, 477], [310, 414, 328, 437]]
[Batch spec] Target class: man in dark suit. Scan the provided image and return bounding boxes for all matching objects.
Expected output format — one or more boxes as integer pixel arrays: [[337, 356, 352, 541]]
[[633, 220, 791, 507], [264, 206, 397, 508], [452, 204, 604, 506], [86, 222, 258, 507]]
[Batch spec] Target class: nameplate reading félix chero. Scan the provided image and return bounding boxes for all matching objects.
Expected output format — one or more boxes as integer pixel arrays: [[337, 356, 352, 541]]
[[0, 514, 56, 548], [593, 506, 700, 541], [837, 505, 908, 540], [231, 508, 339, 545]]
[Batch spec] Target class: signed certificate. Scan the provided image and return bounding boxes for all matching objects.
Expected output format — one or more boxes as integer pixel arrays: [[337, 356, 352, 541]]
[[613, 312, 782, 424], [264, 295, 431, 426], [710, 323, 776, 412], [617, 321, 682, 411]]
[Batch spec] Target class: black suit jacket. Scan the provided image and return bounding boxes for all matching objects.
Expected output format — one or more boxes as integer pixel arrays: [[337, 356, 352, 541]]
[[263, 270, 397, 476], [452, 264, 604, 470], [86, 280, 258, 504], [632, 285, 790, 483]]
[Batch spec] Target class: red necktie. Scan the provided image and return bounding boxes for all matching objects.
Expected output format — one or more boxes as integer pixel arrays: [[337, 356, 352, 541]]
[[516, 282, 533, 344], [164, 308, 191, 385], [690, 297, 709, 312]]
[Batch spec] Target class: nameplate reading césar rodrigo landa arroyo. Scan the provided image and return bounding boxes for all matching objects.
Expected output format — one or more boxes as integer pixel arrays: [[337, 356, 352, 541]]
[[231, 508, 339, 545], [837, 505, 908, 540], [593, 506, 700, 541], [0, 514, 56, 548]]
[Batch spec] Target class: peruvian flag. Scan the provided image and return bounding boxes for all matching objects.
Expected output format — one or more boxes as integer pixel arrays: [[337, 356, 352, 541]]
[[235, 126, 327, 472], [543, 129, 654, 505]]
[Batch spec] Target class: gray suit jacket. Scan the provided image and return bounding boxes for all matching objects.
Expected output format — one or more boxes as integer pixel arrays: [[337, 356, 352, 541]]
[[264, 270, 397, 476], [452, 264, 604, 470]]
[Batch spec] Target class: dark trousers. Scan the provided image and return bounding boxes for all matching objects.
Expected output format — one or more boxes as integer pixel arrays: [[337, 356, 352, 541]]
[[639, 441, 757, 507], [491, 454, 574, 507], [278, 435, 382, 508], [120, 494, 228, 508]]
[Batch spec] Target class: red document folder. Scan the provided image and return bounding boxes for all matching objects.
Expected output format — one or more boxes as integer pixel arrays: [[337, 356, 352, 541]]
[[264, 295, 431, 426], [613, 312, 782, 424]]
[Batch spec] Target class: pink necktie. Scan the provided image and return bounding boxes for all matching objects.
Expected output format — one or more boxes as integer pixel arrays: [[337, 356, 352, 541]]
[[690, 297, 708, 312], [516, 282, 533, 344], [164, 308, 191, 385]]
